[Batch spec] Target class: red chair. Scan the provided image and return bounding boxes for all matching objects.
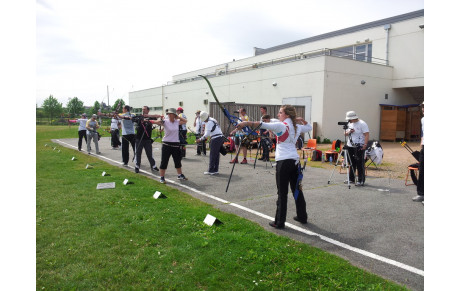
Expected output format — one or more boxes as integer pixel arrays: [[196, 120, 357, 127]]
[[325, 140, 341, 163], [302, 139, 317, 159]]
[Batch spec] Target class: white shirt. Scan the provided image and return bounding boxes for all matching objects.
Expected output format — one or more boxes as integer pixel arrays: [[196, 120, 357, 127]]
[[162, 119, 180, 143], [195, 116, 202, 134], [421, 117, 424, 145], [346, 120, 369, 146], [111, 118, 120, 130], [260, 118, 299, 161], [202, 117, 223, 139], [77, 118, 87, 131]]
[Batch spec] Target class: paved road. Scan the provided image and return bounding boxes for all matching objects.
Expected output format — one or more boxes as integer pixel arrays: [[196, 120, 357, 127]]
[[54, 137, 424, 290]]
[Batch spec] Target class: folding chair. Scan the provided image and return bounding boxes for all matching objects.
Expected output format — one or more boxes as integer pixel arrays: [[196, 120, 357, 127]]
[[405, 166, 419, 186], [302, 139, 317, 159], [325, 140, 341, 163]]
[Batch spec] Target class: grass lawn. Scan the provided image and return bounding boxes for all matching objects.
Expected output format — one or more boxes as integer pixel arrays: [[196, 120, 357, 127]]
[[36, 126, 407, 290]]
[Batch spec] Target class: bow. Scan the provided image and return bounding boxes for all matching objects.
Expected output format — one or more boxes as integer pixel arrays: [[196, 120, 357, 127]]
[[199, 75, 259, 138]]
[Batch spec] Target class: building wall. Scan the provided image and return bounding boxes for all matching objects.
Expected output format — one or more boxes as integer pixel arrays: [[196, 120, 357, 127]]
[[172, 14, 424, 90], [129, 11, 423, 141]]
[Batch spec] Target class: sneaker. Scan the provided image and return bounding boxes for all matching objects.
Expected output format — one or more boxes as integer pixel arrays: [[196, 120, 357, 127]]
[[240, 158, 248, 164], [269, 221, 285, 229], [151, 165, 159, 172], [293, 216, 307, 224], [204, 172, 211, 175], [195, 153, 201, 156], [344, 180, 353, 184], [177, 174, 187, 180], [78, 148, 82, 151], [160, 177, 165, 184], [355, 182, 364, 186], [412, 195, 424, 202], [210, 172, 219, 175], [135, 167, 139, 173], [123, 163, 128, 167], [97, 152, 101, 155], [229, 158, 238, 164], [258, 157, 264, 161]]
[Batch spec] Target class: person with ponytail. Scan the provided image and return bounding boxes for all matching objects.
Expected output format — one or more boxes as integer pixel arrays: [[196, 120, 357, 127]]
[[236, 105, 312, 229]]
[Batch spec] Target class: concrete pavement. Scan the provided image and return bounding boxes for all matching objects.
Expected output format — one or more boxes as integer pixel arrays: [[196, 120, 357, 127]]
[[54, 137, 424, 290]]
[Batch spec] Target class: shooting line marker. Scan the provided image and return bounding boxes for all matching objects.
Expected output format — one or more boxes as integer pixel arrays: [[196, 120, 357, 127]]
[[153, 191, 166, 199], [203, 214, 222, 226], [71, 157, 76, 161], [96, 182, 115, 190]]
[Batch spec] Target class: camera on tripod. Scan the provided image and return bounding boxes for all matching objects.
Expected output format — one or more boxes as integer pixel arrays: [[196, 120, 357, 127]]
[[338, 121, 349, 129]]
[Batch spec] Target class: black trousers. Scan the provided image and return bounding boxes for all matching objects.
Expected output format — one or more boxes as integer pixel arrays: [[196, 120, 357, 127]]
[[348, 147, 366, 183], [78, 130, 87, 150], [160, 142, 182, 170], [274, 159, 307, 226], [196, 134, 207, 155], [261, 137, 271, 160], [134, 139, 156, 169], [111, 129, 121, 147], [122, 134, 136, 164], [208, 136, 224, 173], [417, 145, 424, 196]]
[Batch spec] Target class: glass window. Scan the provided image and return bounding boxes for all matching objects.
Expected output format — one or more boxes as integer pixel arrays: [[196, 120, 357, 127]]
[[332, 46, 354, 59], [332, 43, 372, 62]]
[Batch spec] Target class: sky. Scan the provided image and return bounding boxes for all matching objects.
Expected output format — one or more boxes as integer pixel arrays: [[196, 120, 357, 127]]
[[36, 0, 425, 107]]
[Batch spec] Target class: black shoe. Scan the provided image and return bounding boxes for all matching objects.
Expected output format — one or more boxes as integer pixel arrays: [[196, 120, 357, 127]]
[[269, 221, 285, 229], [151, 165, 159, 172], [293, 216, 307, 224], [258, 158, 264, 160], [135, 167, 139, 173]]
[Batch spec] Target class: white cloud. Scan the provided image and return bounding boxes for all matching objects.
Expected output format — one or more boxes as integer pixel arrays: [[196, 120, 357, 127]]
[[36, 0, 424, 107]]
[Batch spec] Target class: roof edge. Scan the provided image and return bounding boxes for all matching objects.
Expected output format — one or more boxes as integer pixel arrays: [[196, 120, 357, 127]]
[[255, 9, 424, 56]]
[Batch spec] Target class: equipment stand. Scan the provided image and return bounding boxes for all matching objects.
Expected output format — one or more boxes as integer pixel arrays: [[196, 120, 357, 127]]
[[328, 145, 356, 189], [327, 124, 356, 189]]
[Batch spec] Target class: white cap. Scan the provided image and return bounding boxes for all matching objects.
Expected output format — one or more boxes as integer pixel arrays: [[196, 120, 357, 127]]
[[345, 111, 359, 121], [200, 111, 209, 121]]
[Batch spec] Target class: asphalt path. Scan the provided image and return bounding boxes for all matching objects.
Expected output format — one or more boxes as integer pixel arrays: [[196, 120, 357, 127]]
[[54, 137, 424, 290]]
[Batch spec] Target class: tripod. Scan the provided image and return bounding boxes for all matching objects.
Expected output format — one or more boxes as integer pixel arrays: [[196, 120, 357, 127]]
[[327, 124, 357, 189]]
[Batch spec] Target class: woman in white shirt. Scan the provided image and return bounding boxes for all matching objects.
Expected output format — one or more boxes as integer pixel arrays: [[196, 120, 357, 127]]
[[236, 105, 312, 229], [77, 113, 87, 151], [151, 108, 187, 184]]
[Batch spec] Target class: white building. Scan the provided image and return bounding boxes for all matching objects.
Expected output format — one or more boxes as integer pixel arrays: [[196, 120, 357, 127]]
[[129, 9, 424, 141]]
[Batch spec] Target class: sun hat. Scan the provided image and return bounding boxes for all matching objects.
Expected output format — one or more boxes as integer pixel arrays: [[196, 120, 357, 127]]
[[345, 111, 359, 121], [166, 108, 177, 115], [200, 111, 209, 121]]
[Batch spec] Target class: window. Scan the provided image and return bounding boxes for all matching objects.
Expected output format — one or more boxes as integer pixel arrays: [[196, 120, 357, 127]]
[[331, 43, 372, 62]]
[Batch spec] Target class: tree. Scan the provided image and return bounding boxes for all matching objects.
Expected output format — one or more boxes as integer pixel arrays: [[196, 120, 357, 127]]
[[111, 99, 125, 112], [42, 95, 63, 123], [66, 97, 85, 118], [91, 101, 101, 115]]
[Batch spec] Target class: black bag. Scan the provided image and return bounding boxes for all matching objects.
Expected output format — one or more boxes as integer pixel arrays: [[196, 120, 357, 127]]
[[335, 139, 341, 150], [311, 149, 322, 161], [220, 144, 228, 156]]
